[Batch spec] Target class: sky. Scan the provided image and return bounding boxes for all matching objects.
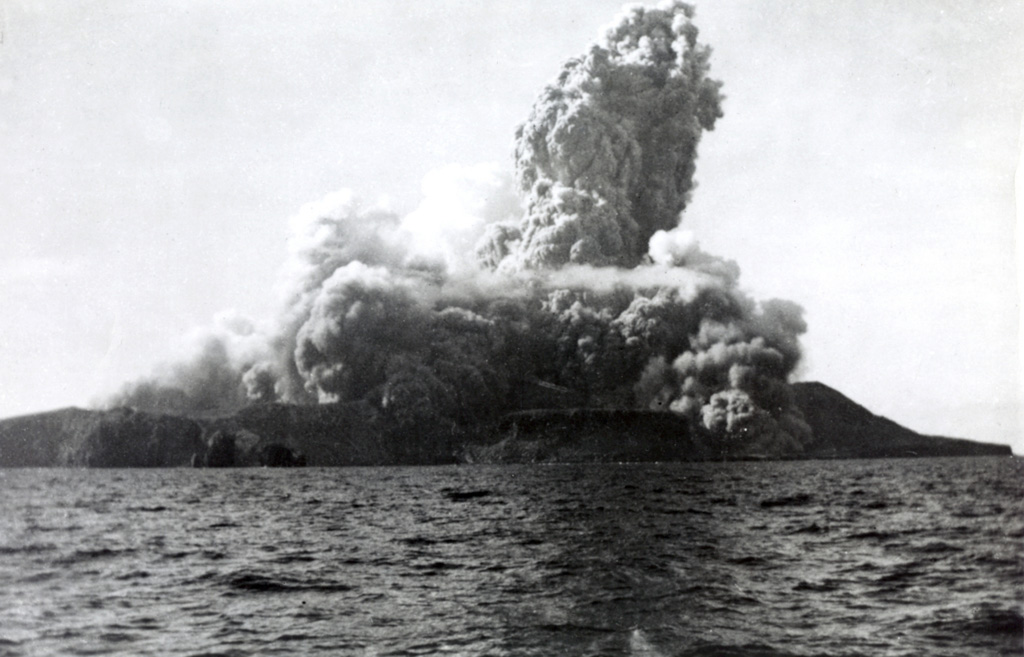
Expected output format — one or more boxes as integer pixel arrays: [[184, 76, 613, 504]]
[[1, 0, 1021, 452]]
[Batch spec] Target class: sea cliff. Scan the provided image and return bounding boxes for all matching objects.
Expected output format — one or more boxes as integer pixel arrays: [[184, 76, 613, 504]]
[[0, 382, 1011, 467]]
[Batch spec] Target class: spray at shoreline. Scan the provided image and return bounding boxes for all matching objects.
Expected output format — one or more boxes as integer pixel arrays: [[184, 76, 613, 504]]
[[107, 1, 810, 455]]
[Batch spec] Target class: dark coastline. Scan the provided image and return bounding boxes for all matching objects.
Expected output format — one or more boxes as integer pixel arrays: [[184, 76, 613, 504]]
[[0, 381, 1011, 467]]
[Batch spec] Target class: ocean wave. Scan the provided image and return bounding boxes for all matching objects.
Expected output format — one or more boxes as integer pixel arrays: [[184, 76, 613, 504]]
[[219, 571, 354, 594]]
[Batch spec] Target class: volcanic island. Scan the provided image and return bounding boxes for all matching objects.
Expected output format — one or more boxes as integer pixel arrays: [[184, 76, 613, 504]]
[[0, 3, 1010, 467]]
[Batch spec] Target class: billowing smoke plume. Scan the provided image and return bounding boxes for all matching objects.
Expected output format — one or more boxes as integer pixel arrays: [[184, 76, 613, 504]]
[[479, 0, 723, 271], [106, 311, 272, 413], [107, 2, 811, 456]]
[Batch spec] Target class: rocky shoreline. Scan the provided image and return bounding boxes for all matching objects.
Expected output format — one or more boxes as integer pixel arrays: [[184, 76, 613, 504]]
[[0, 382, 1011, 468]]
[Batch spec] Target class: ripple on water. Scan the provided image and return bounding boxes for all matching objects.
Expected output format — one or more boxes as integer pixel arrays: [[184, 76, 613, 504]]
[[0, 458, 1018, 657]]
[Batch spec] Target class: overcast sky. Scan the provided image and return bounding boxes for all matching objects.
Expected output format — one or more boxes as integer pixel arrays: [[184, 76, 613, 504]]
[[1, 1, 1021, 452]]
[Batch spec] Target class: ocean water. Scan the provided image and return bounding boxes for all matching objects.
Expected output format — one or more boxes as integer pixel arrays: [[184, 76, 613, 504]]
[[0, 457, 1021, 657]]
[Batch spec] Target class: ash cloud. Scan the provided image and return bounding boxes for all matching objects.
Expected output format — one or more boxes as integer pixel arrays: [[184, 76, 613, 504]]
[[106, 2, 810, 456], [106, 311, 271, 414], [480, 0, 723, 271]]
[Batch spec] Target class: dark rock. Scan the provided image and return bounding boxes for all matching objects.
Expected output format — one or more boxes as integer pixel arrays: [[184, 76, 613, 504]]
[[791, 382, 1012, 458], [71, 408, 204, 467], [0, 381, 1012, 467], [0, 408, 100, 467], [256, 443, 305, 467], [199, 401, 456, 466], [204, 431, 236, 468], [0, 407, 204, 467], [465, 408, 702, 463]]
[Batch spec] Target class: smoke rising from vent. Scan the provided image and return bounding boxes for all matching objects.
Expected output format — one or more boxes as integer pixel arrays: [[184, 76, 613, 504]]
[[107, 1, 810, 455], [480, 0, 723, 271]]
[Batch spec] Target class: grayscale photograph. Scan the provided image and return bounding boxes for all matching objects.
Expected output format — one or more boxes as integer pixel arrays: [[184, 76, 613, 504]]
[[0, 1, 1021, 655]]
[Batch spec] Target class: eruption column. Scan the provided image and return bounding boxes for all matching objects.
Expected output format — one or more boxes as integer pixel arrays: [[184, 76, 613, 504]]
[[480, 0, 723, 271], [106, 1, 812, 458]]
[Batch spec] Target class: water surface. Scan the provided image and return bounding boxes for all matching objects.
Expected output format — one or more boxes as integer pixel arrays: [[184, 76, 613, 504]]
[[1, 457, 1021, 656]]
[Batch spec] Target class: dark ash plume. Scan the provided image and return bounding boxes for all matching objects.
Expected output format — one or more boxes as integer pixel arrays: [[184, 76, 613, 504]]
[[481, 0, 723, 271], [104, 2, 812, 457]]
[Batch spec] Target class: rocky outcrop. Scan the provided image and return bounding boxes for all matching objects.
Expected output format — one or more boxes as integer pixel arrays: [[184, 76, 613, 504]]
[[198, 402, 457, 466], [0, 407, 203, 467], [256, 443, 307, 467], [0, 408, 101, 467], [201, 431, 237, 467], [189, 431, 306, 468], [0, 401, 458, 467], [68, 408, 204, 467]]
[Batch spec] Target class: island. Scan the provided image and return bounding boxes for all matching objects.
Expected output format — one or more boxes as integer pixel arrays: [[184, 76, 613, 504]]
[[0, 381, 1010, 468]]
